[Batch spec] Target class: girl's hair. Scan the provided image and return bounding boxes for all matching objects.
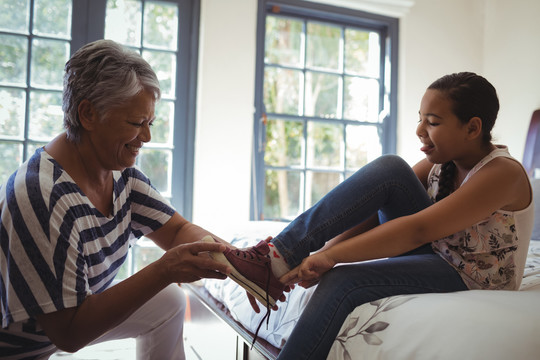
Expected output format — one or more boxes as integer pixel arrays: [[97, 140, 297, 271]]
[[427, 72, 499, 201], [62, 39, 161, 143]]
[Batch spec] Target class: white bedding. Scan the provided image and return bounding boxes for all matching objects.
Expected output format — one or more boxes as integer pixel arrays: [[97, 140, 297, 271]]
[[203, 221, 540, 359]]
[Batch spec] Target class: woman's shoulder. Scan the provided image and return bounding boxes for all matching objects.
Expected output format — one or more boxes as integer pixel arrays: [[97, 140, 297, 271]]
[[119, 167, 151, 184]]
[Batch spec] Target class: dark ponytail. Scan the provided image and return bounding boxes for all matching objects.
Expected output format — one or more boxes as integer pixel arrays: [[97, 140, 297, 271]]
[[435, 161, 456, 202]]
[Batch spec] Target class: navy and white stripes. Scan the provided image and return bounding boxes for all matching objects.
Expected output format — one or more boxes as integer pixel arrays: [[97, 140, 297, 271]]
[[0, 148, 174, 357]]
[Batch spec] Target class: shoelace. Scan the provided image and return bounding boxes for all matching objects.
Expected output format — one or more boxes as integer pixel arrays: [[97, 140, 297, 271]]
[[233, 246, 273, 349], [251, 260, 271, 350]]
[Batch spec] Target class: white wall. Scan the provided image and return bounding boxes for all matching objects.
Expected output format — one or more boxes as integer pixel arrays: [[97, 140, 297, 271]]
[[193, 0, 258, 231], [399, 0, 540, 164], [398, 0, 485, 164], [483, 0, 540, 161], [193, 0, 540, 229]]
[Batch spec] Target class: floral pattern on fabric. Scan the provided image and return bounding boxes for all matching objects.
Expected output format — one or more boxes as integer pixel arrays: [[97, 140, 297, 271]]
[[432, 212, 518, 289], [427, 146, 521, 290]]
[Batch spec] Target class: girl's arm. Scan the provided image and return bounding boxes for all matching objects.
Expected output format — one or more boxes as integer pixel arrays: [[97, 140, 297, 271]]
[[282, 157, 530, 285]]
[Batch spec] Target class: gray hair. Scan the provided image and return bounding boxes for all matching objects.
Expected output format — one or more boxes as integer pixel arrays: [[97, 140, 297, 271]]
[[62, 39, 161, 143]]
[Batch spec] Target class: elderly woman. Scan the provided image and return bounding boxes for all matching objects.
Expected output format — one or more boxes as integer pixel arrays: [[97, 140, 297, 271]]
[[0, 39, 230, 359]]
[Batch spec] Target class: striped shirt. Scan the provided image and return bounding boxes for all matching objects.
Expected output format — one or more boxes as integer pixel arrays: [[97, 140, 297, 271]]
[[0, 148, 175, 358]]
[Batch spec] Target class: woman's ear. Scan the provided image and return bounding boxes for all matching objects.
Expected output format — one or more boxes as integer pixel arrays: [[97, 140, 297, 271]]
[[77, 99, 97, 131], [466, 117, 483, 140]]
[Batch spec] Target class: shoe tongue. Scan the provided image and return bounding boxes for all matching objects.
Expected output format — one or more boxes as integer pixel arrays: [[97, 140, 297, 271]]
[[253, 240, 270, 256]]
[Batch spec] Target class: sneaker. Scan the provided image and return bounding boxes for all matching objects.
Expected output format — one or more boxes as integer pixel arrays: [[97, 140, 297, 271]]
[[201, 235, 285, 308]]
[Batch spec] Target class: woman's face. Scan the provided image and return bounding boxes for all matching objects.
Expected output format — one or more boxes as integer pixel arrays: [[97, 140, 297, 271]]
[[91, 89, 156, 171], [416, 89, 469, 164]]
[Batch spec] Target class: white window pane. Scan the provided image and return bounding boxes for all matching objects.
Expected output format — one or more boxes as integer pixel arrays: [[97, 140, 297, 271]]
[[105, 0, 142, 47], [343, 77, 380, 122], [139, 148, 171, 196], [264, 169, 302, 220], [33, 0, 72, 38], [304, 72, 341, 119], [0, 88, 26, 138], [264, 119, 303, 167], [0, 142, 23, 184], [153, 100, 174, 145], [346, 125, 382, 170], [345, 29, 380, 77], [31, 38, 69, 89], [0, 34, 28, 86], [143, 1, 178, 50], [0, 0, 30, 34], [306, 22, 341, 71], [264, 67, 303, 115], [29, 90, 64, 141], [265, 15, 303, 67], [142, 50, 176, 98], [306, 121, 343, 169]]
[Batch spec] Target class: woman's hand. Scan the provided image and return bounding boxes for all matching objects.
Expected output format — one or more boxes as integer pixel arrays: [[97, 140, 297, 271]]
[[158, 240, 230, 284], [279, 251, 336, 288]]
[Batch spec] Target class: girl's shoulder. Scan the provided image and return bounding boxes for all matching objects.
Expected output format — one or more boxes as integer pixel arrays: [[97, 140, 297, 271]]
[[464, 145, 521, 180], [468, 148, 531, 212]]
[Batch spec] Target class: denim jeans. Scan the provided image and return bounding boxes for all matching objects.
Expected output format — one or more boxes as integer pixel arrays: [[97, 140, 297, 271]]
[[272, 155, 468, 360]]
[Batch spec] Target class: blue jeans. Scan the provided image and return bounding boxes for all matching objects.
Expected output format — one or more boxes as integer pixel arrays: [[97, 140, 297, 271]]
[[272, 155, 467, 360]]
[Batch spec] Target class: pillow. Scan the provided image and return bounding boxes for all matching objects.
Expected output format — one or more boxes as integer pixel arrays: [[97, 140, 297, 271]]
[[531, 178, 540, 241]]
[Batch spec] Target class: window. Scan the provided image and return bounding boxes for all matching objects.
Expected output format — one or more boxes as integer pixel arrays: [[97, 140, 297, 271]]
[[252, 0, 398, 221], [0, 0, 71, 180], [0, 0, 199, 279]]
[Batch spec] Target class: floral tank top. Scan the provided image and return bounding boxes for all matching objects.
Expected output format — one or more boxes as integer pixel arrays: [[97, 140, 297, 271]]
[[428, 146, 534, 290]]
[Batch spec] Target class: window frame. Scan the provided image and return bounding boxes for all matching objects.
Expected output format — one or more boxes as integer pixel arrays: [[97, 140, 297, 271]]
[[250, 0, 399, 220]]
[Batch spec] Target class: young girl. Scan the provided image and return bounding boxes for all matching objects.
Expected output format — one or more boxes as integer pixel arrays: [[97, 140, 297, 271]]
[[210, 72, 534, 359]]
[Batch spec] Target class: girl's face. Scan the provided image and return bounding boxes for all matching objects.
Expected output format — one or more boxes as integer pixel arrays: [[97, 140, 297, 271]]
[[90, 89, 155, 171], [416, 89, 469, 164]]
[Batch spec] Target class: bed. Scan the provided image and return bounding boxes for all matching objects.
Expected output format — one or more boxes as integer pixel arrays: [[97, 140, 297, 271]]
[[183, 110, 540, 360]]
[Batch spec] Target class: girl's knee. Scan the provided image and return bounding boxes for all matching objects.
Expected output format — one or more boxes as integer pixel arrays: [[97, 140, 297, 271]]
[[377, 154, 409, 169]]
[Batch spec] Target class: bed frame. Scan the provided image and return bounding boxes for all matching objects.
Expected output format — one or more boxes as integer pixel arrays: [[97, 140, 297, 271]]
[[523, 109, 540, 177]]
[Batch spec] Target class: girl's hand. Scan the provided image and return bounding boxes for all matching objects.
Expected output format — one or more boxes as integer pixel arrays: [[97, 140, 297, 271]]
[[279, 252, 336, 288]]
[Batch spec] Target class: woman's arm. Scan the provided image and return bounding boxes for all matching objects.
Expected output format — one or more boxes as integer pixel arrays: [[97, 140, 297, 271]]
[[35, 234, 228, 352], [282, 157, 530, 285], [146, 212, 227, 251]]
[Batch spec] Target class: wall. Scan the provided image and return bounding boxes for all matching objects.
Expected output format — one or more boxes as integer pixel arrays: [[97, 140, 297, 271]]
[[483, 0, 540, 161], [192, 0, 540, 230], [399, 0, 540, 164], [398, 0, 485, 164], [193, 0, 258, 231]]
